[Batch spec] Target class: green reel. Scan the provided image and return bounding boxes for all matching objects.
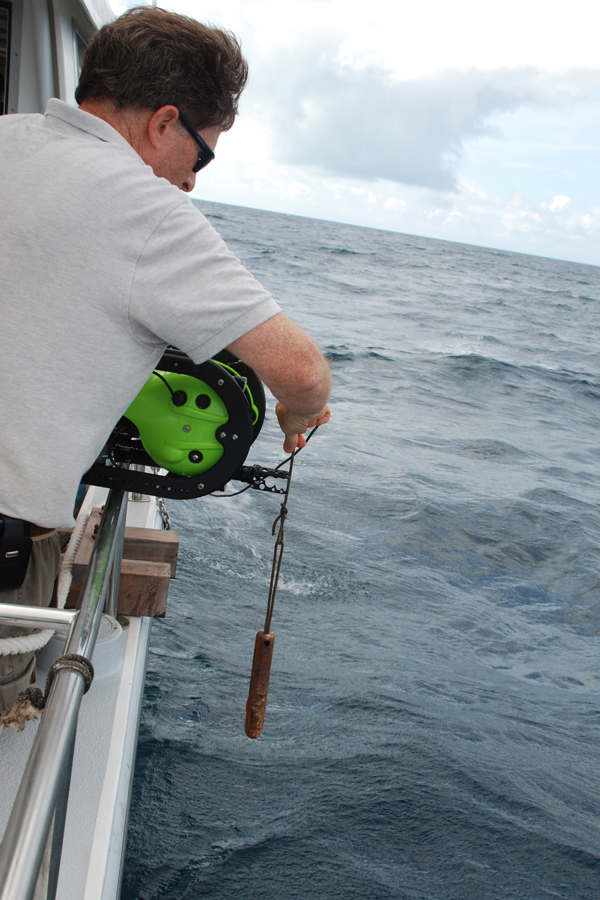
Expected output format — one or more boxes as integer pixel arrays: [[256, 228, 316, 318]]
[[83, 349, 266, 500], [125, 370, 230, 476]]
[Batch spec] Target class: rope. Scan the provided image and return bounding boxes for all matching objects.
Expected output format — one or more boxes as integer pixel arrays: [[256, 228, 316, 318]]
[[45, 653, 94, 695], [209, 483, 252, 498], [261, 426, 320, 632], [274, 424, 319, 471], [0, 508, 90, 657], [210, 425, 320, 499], [0, 653, 94, 733], [264, 449, 295, 634], [56, 507, 90, 609], [0, 630, 55, 657]]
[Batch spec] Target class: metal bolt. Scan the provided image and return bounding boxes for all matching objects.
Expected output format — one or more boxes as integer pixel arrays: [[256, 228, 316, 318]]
[[217, 379, 224, 386], [198, 483, 204, 489], [232, 434, 238, 440], [183, 425, 191, 432], [219, 431, 226, 439]]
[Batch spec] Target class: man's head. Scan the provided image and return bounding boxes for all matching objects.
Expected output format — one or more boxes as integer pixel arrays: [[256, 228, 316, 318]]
[[76, 7, 248, 190], [76, 7, 247, 131]]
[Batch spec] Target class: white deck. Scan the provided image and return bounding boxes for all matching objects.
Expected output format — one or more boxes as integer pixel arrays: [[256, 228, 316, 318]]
[[0, 488, 160, 899]]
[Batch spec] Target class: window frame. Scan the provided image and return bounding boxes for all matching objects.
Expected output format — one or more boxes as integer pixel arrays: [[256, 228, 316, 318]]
[[0, 0, 12, 116]]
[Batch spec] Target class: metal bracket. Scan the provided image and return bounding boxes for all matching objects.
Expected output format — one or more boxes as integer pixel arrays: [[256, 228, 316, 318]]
[[234, 465, 290, 495]]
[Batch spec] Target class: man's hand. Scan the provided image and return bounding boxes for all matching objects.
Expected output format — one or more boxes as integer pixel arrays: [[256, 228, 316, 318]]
[[276, 402, 331, 453], [227, 312, 332, 451]]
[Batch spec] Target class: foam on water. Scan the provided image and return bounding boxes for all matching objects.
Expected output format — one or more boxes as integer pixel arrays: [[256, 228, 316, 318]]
[[122, 202, 600, 900]]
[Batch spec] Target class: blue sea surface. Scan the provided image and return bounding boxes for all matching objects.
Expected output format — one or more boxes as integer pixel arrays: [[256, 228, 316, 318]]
[[122, 202, 600, 899]]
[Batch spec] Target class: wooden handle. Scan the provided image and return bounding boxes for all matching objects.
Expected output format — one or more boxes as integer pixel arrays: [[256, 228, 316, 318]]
[[245, 631, 274, 739]]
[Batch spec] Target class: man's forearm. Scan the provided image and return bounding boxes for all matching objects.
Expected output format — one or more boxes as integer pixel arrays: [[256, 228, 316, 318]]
[[267, 354, 331, 419], [227, 312, 331, 416], [227, 311, 332, 451]]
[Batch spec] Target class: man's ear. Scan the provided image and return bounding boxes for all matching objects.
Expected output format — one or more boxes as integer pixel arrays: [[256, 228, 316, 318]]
[[147, 105, 180, 149]]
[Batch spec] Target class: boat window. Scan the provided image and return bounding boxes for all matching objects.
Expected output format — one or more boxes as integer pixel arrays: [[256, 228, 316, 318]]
[[0, 2, 10, 116], [74, 27, 86, 78]]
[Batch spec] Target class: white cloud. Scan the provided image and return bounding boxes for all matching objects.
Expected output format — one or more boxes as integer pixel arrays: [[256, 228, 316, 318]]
[[109, 0, 600, 264], [195, 142, 600, 265], [246, 55, 600, 191], [549, 195, 572, 212], [172, 0, 600, 78]]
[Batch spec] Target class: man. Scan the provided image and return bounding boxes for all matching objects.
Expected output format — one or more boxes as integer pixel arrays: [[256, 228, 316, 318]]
[[0, 7, 331, 711]]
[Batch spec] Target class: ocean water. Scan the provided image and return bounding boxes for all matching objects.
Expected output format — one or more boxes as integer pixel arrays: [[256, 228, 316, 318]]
[[121, 202, 600, 899]]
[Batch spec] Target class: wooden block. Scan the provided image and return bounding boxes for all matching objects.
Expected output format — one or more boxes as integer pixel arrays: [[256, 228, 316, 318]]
[[72, 509, 102, 582], [123, 527, 179, 578], [64, 508, 179, 618], [65, 582, 82, 610], [117, 559, 171, 618], [65, 559, 171, 617], [71, 510, 179, 581]]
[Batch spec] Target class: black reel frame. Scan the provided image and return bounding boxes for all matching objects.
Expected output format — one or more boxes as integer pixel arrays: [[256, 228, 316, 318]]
[[83, 349, 289, 500]]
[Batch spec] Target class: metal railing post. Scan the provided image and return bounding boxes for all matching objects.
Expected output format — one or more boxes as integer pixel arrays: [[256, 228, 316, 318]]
[[0, 607, 76, 633], [0, 489, 127, 900], [31, 742, 74, 900], [105, 491, 128, 618]]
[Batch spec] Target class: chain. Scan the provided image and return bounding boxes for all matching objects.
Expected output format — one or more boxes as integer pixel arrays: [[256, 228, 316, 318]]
[[263, 450, 295, 634], [157, 497, 171, 530], [260, 425, 321, 632]]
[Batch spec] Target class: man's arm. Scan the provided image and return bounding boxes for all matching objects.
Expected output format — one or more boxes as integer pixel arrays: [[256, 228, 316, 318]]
[[227, 312, 331, 452]]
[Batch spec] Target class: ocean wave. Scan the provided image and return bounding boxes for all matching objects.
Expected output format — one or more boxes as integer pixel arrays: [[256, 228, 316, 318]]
[[323, 345, 355, 361], [326, 246, 374, 256], [418, 439, 529, 461], [323, 344, 396, 363], [124, 199, 600, 900]]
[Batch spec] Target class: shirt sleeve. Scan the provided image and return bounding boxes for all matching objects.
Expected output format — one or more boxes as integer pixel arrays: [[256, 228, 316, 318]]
[[127, 201, 281, 363]]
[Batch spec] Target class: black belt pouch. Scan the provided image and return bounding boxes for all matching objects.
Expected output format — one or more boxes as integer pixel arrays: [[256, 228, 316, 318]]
[[0, 515, 32, 593]]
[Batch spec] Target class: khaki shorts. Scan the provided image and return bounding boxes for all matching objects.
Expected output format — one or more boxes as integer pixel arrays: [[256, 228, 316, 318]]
[[0, 532, 62, 713]]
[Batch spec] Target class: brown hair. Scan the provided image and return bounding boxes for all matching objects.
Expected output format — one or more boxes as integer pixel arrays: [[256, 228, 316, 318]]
[[75, 7, 248, 131]]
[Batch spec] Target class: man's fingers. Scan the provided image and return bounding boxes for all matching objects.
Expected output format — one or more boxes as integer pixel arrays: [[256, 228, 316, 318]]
[[283, 431, 307, 453], [276, 401, 331, 452], [311, 408, 331, 427]]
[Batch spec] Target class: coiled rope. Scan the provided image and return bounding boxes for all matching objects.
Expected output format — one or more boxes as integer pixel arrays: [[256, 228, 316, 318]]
[[0, 653, 94, 733]]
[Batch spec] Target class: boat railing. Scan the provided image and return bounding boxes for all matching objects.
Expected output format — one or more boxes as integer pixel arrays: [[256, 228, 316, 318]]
[[0, 488, 129, 900]]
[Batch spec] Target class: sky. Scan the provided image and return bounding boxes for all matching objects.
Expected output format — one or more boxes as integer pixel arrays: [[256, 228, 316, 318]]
[[113, 0, 600, 266]]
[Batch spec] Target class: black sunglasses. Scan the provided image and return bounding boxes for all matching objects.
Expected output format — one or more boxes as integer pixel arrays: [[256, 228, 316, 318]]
[[178, 111, 215, 173]]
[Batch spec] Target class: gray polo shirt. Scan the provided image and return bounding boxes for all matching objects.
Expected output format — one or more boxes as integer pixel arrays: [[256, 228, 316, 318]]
[[0, 100, 280, 527]]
